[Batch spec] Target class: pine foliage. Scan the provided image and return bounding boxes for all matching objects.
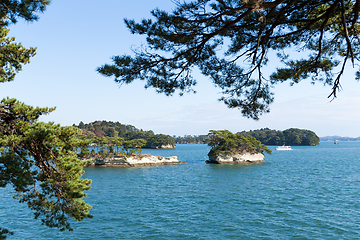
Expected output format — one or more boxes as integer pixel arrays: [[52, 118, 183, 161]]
[[98, 0, 360, 119], [0, 98, 92, 234], [0, 1, 92, 238]]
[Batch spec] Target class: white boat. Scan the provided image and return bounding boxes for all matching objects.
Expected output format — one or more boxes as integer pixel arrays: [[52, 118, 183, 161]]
[[275, 145, 292, 151]]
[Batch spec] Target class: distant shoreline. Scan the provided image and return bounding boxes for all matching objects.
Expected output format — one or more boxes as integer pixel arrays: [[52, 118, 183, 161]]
[[320, 136, 360, 142]]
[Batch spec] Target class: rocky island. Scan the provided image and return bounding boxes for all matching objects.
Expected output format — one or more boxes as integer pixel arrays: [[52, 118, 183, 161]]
[[206, 152, 265, 164], [82, 154, 186, 167], [76, 132, 180, 167], [204, 130, 271, 164]]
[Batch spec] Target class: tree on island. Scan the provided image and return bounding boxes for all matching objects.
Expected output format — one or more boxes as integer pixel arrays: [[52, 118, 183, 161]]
[[78, 137, 147, 157], [98, 0, 360, 120], [204, 130, 272, 156], [122, 139, 147, 155], [174, 135, 207, 144], [0, 1, 92, 238]]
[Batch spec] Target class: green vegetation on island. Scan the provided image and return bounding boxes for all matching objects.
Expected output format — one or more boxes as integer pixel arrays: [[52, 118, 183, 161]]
[[73, 121, 175, 149], [78, 137, 147, 159], [173, 135, 207, 144], [240, 128, 320, 146], [125, 131, 175, 149], [205, 130, 272, 156]]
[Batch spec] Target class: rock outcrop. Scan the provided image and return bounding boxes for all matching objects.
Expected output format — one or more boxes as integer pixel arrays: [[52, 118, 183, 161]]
[[83, 154, 186, 167], [206, 152, 265, 164], [145, 144, 175, 149]]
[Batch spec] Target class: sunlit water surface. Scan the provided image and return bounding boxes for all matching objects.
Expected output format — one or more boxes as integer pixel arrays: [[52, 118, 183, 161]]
[[2, 142, 360, 239]]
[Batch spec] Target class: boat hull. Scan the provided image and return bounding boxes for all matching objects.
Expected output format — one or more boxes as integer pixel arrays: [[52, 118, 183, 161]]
[[275, 146, 292, 150]]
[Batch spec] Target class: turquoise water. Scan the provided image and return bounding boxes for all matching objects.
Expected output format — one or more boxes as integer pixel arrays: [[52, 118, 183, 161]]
[[2, 142, 360, 239]]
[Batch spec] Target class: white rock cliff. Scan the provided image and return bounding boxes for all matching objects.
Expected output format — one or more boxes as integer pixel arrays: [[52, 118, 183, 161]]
[[206, 152, 265, 164], [84, 155, 186, 167]]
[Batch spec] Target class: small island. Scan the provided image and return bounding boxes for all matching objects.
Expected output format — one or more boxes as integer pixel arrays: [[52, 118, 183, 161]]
[[83, 154, 186, 167], [78, 137, 185, 167], [204, 130, 271, 164]]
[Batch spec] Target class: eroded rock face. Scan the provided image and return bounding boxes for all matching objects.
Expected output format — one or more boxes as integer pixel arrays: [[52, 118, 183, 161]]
[[161, 144, 176, 149], [84, 155, 186, 167], [206, 152, 265, 164], [146, 144, 175, 149]]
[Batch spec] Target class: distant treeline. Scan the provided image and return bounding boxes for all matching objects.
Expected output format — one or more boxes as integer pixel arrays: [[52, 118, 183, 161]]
[[73, 121, 175, 148], [73, 122, 320, 147], [174, 128, 320, 146], [173, 135, 207, 144], [239, 128, 320, 146]]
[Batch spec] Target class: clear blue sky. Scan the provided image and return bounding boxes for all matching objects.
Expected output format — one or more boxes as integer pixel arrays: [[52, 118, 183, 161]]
[[1, 0, 360, 137]]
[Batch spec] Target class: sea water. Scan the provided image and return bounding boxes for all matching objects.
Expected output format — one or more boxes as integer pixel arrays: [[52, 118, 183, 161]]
[[2, 142, 360, 239]]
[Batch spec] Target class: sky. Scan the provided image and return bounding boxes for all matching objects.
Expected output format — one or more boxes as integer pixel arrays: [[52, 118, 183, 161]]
[[1, 0, 360, 137]]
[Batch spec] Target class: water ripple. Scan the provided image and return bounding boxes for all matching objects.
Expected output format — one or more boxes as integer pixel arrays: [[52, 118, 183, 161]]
[[2, 143, 360, 239]]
